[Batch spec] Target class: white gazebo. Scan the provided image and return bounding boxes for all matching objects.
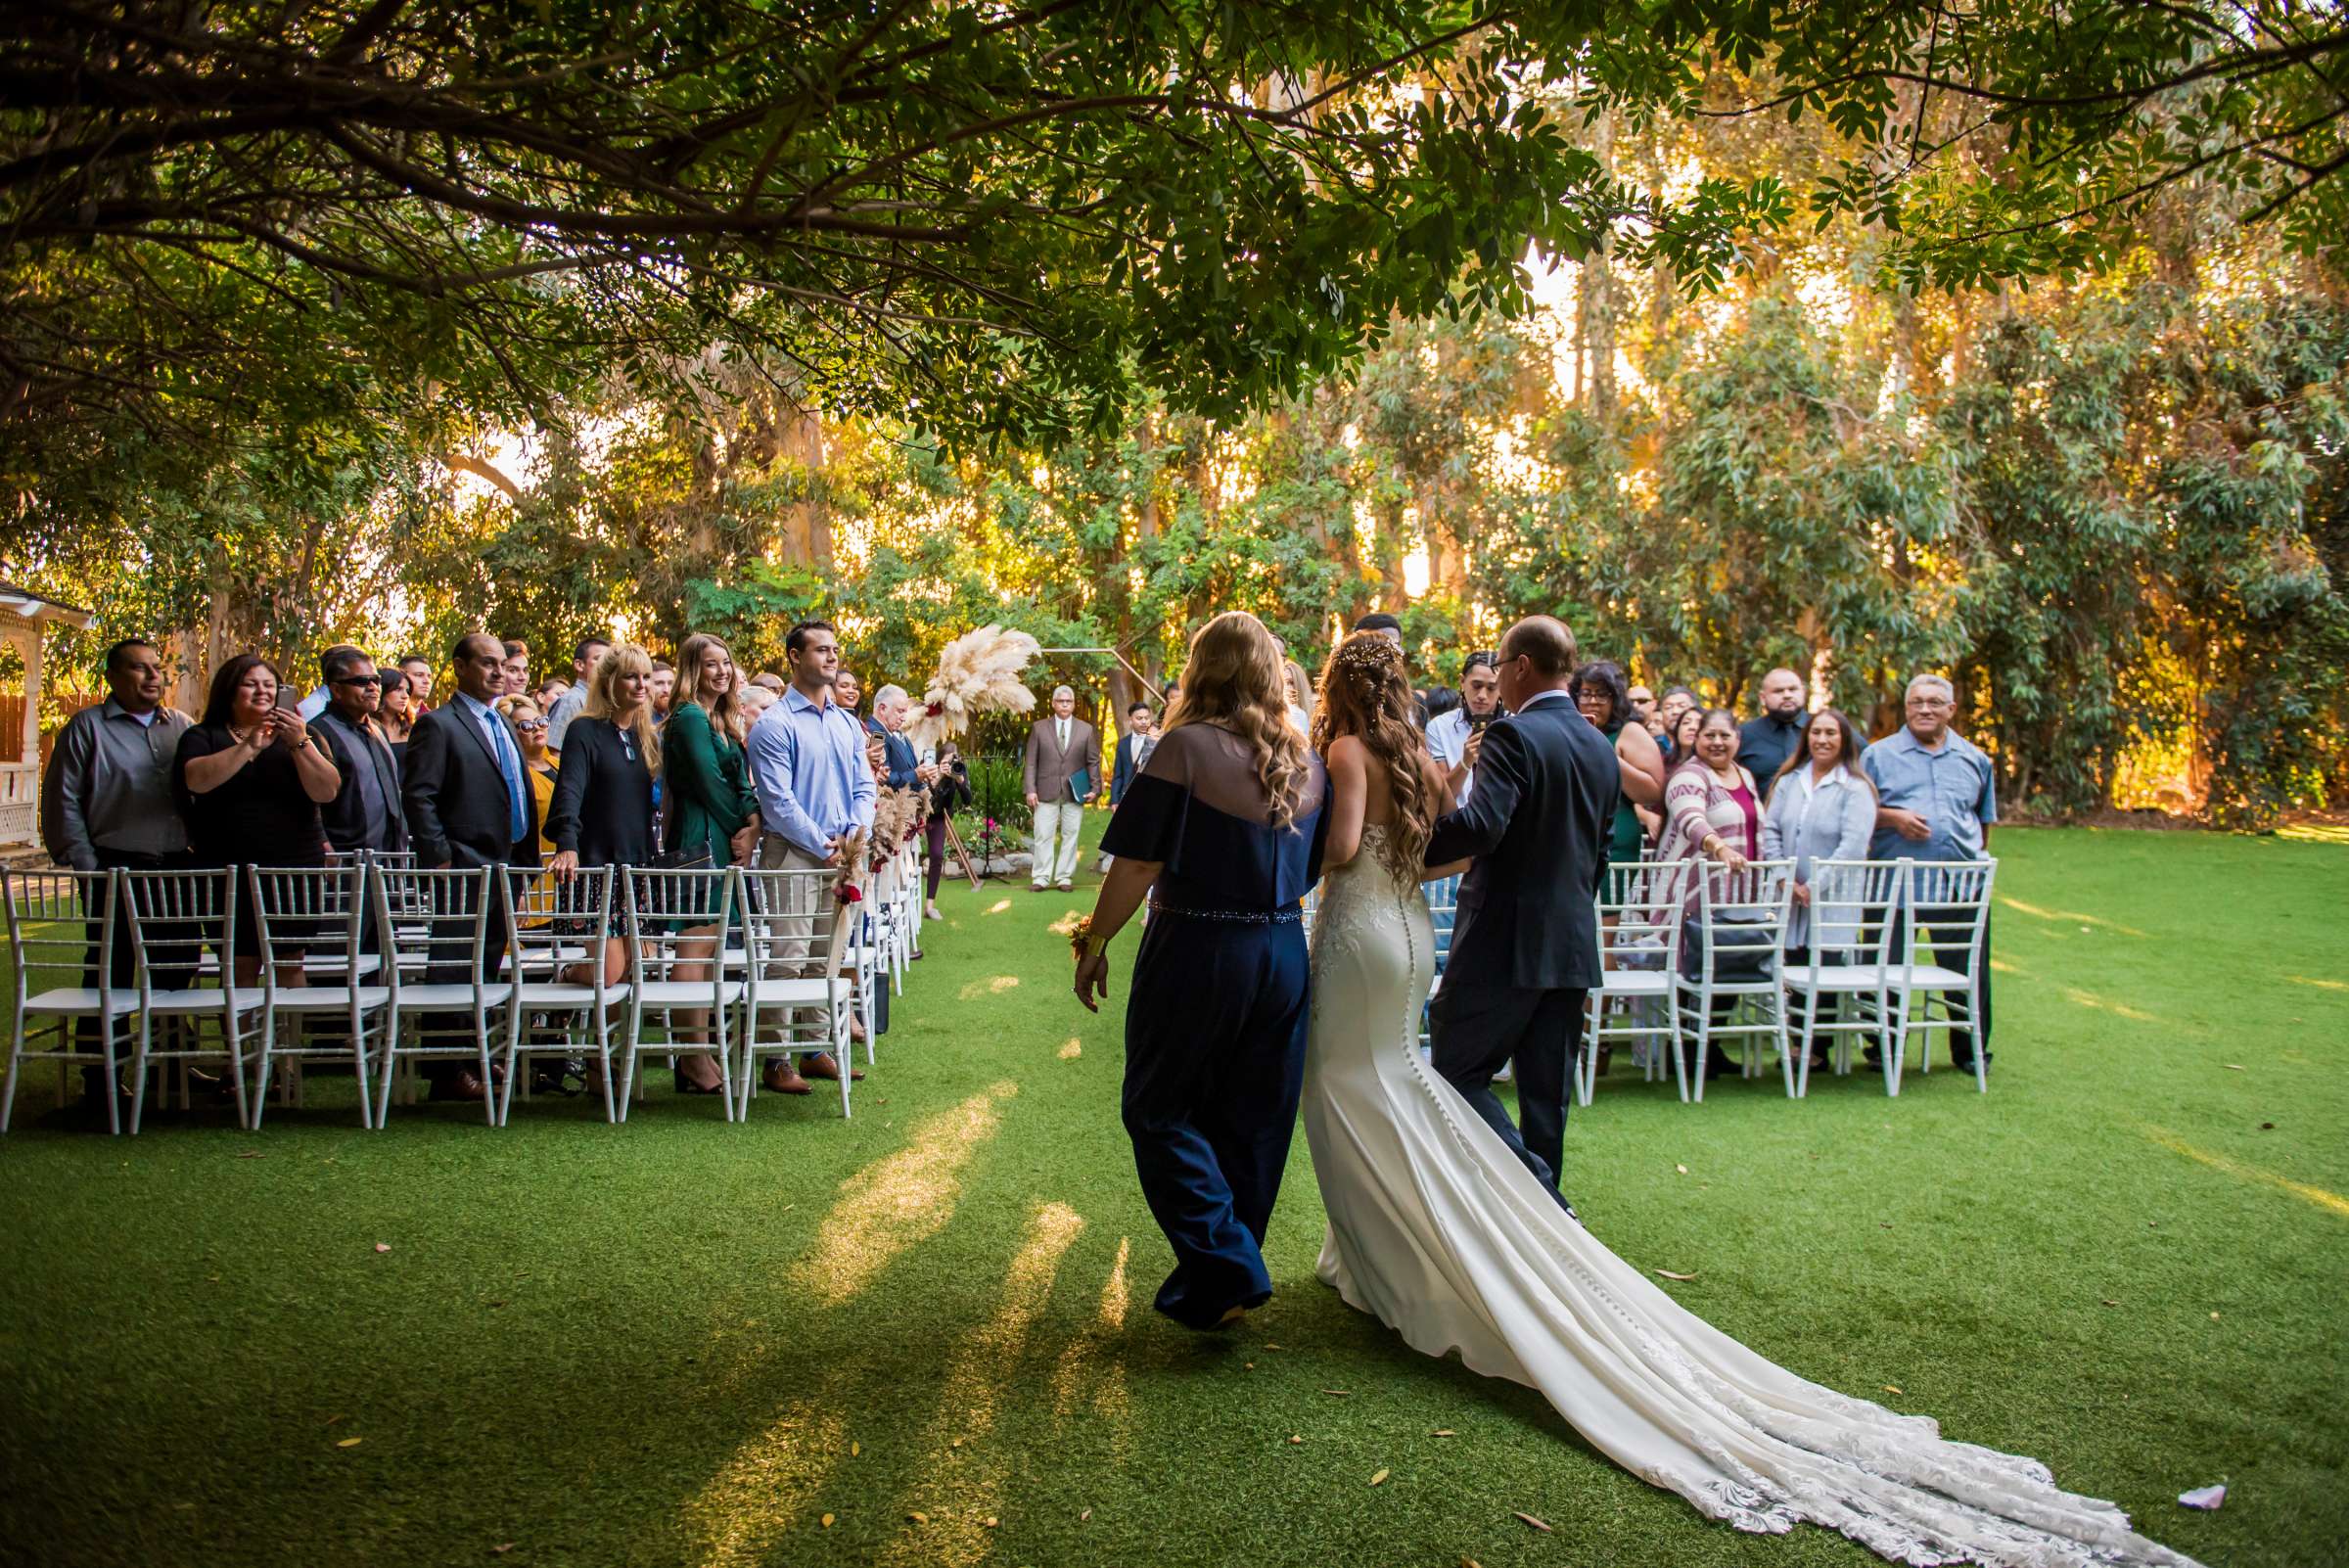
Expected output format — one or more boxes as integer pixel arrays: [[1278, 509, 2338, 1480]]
[[0, 583, 95, 848]]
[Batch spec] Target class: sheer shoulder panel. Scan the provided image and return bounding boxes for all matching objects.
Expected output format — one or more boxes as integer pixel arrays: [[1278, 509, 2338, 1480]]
[[1143, 722, 1324, 826]]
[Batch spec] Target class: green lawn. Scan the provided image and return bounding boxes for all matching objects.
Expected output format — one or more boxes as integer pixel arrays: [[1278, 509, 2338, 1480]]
[[1, 824, 2343, 1568]]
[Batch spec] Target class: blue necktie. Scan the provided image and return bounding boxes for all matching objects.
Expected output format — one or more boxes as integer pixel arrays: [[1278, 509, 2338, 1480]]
[[484, 710, 528, 844]]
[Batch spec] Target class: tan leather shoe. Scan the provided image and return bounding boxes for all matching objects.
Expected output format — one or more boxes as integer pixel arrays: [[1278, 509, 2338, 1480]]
[[762, 1061, 812, 1095], [802, 1051, 864, 1083]]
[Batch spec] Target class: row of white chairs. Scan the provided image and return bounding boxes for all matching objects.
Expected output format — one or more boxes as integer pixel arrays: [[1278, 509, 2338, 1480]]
[[1308, 856, 1994, 1105], [0, 848, 936, 1134], [1581, 855, 1997, 1103]]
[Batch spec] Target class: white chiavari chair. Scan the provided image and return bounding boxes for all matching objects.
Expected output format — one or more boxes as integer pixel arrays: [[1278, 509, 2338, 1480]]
[[1419, 872, 1463, 1056], [371, 864, 512, 1126], [1891, 858, 1999, 1092], [622, 866, 745, 1121], [120, 866, 262, 1130], [1670, 858, 1795, 1101], [738, 867, 855, 1119], [1580, 859, 1684, 1105], [500, 866, 626, 1125], [2, 869, 133, 1133], [248, 862, 388, 1128], [1780, 859, 1903, 1096]]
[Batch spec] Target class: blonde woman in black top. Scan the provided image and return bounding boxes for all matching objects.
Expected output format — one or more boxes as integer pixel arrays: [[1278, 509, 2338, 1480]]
[[545, 644, 660, 987]]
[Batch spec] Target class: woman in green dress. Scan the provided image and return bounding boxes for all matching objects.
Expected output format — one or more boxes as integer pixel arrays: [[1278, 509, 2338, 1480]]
[[660, 632, 760, 1094]]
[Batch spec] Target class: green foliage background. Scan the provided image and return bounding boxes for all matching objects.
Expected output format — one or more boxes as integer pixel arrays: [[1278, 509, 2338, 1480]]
[[9, 8, 2348, 826]]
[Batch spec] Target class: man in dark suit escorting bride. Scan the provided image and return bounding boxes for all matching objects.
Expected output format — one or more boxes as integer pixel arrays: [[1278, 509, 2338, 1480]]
[[1421, 615, 1620, 1211]]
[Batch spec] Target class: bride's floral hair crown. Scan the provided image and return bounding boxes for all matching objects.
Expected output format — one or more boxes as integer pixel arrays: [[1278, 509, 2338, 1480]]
[[1330, 632, 1404, 693]]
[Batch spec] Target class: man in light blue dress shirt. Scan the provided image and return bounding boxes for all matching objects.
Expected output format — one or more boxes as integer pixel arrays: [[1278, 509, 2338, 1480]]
[[745, 619, 875, 1092], [1862, 673, 1998, 1073]]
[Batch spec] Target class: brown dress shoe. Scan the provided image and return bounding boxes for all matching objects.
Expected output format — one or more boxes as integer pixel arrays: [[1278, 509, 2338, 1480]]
[[802, 1051, 864, 1083], [763, 1060, 812, 1095], [429, 1069, 488, 1103]]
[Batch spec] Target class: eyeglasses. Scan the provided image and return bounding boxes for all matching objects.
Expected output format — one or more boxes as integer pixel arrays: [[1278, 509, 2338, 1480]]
[[513, 719, 547, 732], [333, 674, 381, 688]]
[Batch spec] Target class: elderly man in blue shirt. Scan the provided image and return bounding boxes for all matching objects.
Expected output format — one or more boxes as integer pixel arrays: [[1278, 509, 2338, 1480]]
[[1862, 673, 1998, 1076], [746, 618, 876, 1094]]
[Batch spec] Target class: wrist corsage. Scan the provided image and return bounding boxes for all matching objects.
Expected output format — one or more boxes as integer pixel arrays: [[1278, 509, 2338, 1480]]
[[1069, 914, 1111, 961]]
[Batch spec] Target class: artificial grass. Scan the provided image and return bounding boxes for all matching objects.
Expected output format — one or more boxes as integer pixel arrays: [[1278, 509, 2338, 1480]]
[[0, 823, 2343, 1568]]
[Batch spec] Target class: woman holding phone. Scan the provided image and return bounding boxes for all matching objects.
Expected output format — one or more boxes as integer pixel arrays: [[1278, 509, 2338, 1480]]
[[174, 654, 341, 987]]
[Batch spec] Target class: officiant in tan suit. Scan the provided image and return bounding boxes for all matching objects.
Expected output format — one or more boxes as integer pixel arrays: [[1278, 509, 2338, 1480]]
[[1023, 684, 1100, 892]]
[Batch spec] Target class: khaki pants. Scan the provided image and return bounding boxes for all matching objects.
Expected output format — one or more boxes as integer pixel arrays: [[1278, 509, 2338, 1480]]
[[1031, 800, 1084, 887], [757, 835, 836, 1039]]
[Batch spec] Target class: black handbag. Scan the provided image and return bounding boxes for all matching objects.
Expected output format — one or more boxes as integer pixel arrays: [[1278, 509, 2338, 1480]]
[[1681, 911, 1777, 983]]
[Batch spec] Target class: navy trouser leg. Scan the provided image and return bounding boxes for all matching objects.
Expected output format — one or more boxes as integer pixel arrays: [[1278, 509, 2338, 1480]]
[[1432, 981, 1583, 1207], [1196, 923, 1310, 1248], [1432, 981, 1552, 1191], [1122, 921, 1307, 1329], [1510, 989, 1586, 1194]]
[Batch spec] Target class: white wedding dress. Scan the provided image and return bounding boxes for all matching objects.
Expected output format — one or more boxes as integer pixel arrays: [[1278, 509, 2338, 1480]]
[[1300, 829, 2200, 1568]]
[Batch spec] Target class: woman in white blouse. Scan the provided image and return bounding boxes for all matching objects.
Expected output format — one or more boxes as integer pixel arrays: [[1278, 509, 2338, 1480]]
[[1760, 707, 1877, 962]]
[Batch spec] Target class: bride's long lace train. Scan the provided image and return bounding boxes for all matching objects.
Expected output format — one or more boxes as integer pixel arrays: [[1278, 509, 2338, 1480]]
[[1299, 833, 2201, 1568]]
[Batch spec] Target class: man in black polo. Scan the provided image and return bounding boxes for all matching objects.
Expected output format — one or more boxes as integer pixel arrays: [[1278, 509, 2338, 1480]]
[[1737, 667, 1808, 800]]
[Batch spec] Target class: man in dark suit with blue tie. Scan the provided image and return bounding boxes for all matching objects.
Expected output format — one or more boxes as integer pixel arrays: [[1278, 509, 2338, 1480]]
[[401, 631, 543, 1102], [1423, 616, 1620, 1213], [1109, 702, 1154, 805]]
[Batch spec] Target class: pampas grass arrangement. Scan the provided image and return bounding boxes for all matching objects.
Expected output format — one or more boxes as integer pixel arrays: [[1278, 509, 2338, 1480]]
[[906, 623, 1041, 753]]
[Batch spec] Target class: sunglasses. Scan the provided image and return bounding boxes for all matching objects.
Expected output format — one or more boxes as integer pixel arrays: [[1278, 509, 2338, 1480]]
[[333, 674, 382, 688], [513, 718, 547, 731]]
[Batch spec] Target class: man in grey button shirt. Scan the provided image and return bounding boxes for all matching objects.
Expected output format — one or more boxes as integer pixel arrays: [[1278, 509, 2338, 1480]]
[[1862, 672, 1998, 1074], [39, 637, 196, 1110], [41, 638, 192, 874]]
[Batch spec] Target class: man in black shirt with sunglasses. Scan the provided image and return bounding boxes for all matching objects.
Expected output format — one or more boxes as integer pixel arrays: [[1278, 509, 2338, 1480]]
[[313, 648, 408, 853]]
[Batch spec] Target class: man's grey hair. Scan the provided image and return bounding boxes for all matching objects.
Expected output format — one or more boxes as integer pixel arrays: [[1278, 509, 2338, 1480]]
[[874, 684, 909, 709], [1052, 684, 1075, 701], [1905, 673, 1956, 703]]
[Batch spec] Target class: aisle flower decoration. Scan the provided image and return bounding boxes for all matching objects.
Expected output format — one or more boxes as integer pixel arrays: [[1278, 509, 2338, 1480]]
[[870, 784, 932, 870], [906, 623, 1041, 752], [832, 827, 870, 904]]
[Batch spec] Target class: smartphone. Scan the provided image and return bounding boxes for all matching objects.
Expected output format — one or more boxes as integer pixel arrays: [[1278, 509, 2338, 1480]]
[[1468, 710, 1496, 733]]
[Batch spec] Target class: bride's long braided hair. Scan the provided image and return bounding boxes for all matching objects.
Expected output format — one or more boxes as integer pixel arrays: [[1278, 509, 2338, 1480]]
[[1165, 610, 1313, 831], [1312, 632, 1437, 885]]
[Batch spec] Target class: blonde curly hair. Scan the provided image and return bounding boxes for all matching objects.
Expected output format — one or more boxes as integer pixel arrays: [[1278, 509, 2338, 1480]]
[[1313, 632, 1438, 884], [1165, 611, 1312, 831], [581, 643, 663, 774]]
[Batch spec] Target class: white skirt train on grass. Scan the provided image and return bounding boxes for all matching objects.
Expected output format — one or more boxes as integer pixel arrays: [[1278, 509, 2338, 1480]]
[[1299, 830, 2201, 1568]]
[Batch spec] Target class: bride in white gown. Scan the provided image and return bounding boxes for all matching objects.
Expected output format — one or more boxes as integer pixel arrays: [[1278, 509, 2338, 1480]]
[[1298, 631, 2200, 1568]]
